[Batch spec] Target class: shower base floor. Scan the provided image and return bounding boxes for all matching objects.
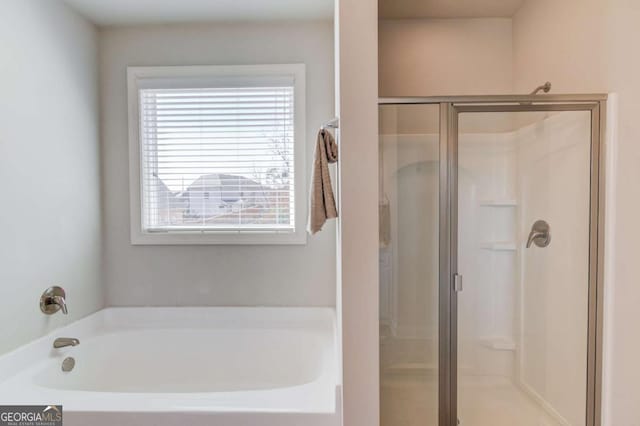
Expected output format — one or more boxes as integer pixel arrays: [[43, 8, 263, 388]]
[[381, 374, 562, 426]]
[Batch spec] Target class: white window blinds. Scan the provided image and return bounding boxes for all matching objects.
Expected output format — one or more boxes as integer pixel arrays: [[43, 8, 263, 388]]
[[139, 84, 296, 233]]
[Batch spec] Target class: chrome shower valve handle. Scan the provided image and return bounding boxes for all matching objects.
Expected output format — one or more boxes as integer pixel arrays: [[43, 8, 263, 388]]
[[526, 220, 551, 248], [40, 286, 68, 315]]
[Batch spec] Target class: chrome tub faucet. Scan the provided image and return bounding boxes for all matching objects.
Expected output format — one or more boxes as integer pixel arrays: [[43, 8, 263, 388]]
[[53, 337, 80, 349]]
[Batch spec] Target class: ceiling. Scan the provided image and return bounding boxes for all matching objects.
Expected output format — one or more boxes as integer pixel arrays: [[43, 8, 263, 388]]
[[379, 0, 526, 19], [64, 0, 527, 27], [63, 0, 334, 26]]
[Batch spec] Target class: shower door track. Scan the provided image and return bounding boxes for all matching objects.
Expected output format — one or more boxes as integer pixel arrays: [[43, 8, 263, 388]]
[[379, 94, 607, 426]]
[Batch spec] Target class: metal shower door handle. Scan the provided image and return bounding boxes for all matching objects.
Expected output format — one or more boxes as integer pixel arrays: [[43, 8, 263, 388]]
[[453, 274, 463, 292], [526, 220, 551, 248]]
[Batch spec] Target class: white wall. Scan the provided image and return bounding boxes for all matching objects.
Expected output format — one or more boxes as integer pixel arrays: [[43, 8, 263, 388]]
[[378, 106, 440, 384], [513, 1, 608, 94], [514, 2, 640, 423], [600, 4, 640, 422], [516, 111, 592, 425], [379, 18, 513, 96], [456, 131, 518, 379], [99, 21, 336, 307], [336, 0, 380, 424], [0, 0, 102, 355], [380, 131, 439, 342]]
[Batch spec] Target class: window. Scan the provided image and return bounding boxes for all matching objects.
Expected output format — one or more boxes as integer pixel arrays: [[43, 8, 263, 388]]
[[127, 65, 306, 244]]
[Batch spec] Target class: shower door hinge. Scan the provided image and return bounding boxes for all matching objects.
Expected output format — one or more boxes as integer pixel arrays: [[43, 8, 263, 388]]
[[453, 273, 463, 292]]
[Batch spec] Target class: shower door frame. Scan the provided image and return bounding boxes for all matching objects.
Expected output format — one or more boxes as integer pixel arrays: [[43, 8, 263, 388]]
[[379, 94, 607, 426]]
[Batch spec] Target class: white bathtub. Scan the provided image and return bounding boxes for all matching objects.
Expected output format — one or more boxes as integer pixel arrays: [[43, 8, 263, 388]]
[[0, 307, 341, 426]]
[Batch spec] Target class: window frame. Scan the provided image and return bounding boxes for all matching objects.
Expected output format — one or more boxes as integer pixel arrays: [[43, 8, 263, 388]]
[[127, 64, 307, 245]]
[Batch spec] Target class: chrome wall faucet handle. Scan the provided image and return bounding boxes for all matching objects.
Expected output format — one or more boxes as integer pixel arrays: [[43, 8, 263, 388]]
[[526, 220, 551, 248], [40, 286, 68, 315]]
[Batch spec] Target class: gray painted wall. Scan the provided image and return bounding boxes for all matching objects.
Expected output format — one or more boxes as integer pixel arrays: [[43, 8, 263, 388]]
[[0, 0, 103, 355], [100, 21, 337, 307]]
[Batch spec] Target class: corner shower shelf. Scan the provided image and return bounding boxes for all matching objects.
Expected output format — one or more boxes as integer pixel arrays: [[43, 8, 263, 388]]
[[384, 362, 437, 376], [479, 199, 518, 207], [480, 242, 517, 251], [479, 337, 517, 351]]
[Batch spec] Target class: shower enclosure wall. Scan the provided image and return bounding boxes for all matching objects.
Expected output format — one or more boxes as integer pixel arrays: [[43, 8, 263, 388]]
[[378, 95, 606, 426]]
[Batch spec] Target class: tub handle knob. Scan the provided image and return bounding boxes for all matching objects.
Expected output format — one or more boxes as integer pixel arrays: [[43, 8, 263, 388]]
[[40, 286, 68, 315]]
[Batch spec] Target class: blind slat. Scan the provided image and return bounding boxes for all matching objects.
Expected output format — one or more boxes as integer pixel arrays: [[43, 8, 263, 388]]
[[140, 85, 296, 232]]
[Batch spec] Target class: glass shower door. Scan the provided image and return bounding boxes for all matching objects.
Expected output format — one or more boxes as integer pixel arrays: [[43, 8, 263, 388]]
[[455, 107, 598, 426], [379, 104, 440, 426]]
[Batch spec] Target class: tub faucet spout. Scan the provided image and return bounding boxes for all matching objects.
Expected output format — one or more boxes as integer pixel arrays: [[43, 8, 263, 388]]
[[53, 337, 79, 349]]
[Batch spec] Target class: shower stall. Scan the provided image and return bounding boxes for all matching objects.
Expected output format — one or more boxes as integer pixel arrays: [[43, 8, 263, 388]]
[[378, 95, 606, 426]]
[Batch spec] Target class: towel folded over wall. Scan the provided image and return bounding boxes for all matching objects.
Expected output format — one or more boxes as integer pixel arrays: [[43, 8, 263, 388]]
[[307, 129, 338, 234]]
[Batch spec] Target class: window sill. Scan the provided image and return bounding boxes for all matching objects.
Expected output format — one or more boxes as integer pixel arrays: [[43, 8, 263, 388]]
[[130, 229, 308, 245]]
